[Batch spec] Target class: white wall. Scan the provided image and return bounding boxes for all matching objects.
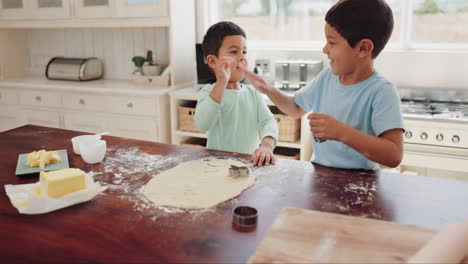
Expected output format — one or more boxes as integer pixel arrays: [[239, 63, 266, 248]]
[[24, 28, 169, 80], [0, 30, 28, 80]]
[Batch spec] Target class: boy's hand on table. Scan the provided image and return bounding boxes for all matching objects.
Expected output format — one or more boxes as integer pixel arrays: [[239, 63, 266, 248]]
[[252, 145, 275, 167], [239, 65, 274, 94], [307, 113, 346, 141]]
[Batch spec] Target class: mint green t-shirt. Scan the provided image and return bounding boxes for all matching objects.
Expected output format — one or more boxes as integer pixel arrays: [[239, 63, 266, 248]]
[[194, 84, 278, 154]]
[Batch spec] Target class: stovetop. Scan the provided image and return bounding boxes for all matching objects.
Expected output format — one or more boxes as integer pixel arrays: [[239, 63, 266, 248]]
[[399, 88, 468, 122], [401, 101, 468, 121]]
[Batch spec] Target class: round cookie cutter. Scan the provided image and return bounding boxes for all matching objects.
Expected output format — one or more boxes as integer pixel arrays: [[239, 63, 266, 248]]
[[232, 206, 258, 232]]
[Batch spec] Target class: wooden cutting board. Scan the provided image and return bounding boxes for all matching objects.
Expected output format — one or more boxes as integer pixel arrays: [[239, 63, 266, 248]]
[[248, 208, 436, 263]]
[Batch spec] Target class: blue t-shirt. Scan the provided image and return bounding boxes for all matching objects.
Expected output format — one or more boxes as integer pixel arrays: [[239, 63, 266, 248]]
[[295, 68, 404, 170]]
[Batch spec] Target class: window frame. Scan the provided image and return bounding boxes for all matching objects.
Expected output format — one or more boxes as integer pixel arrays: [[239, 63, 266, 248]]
[[202, 0, 468, 52]]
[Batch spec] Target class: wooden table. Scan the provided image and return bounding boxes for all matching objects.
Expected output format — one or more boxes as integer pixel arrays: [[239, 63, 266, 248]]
[[1, 125, 468, 263]]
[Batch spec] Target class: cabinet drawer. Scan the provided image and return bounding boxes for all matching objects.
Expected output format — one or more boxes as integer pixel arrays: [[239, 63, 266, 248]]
[[0, 89, 18, 105], [19, 90, 61, 108], [62, 93, 107, 112], [110, 96, 157, 116]]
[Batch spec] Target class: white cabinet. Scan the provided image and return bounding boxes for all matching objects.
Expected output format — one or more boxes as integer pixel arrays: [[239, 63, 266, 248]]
[[109, 96, 158, 116], [63, 112, 107, 133], [18, 90, 61, 108], [0, 88, 20, 131], [0, 105, 18, 131], [74, 0, 167, 18], [18, 108, 62, 128], [0, 80, 172, 143], [0, 0, 29, 19], [73, 0, 115, 18], [107, 115, 158, 141], [1, 0, 169, 21], [117, 0, 168, 18], [0, 0, 71, 20], [31, 0, 71, 19]]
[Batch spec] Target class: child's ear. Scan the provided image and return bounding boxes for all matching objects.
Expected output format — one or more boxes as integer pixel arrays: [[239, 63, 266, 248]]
[[205, 55, 217, 69], [357, 39, 374, 58]]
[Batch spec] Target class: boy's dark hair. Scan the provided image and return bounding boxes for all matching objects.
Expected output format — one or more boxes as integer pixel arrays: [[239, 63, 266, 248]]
[[325, 0, 393, 58], [202, 21, 246, 59]]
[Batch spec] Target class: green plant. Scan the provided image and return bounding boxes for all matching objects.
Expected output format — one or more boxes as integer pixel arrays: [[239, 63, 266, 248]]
[[132, 50, 159, 73], [132, 56, 146, 69], [146, 50, 153, 63]]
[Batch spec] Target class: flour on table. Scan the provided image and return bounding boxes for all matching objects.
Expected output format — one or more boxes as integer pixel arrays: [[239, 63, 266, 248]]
[[86, 146, 248, 219], [143, 159, 255, 209]]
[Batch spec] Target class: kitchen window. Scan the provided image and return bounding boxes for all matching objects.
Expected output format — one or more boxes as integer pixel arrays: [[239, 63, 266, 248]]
[[202, 0, 468, 51]]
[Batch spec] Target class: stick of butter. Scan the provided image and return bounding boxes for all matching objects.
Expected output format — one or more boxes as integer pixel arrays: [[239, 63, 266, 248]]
[[39, 168, 86, 198]]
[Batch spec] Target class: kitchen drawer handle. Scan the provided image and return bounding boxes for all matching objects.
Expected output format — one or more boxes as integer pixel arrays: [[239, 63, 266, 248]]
[[127, 102, 134, 108], [35, 96, 42, 102], [79, 99, 86, 105]]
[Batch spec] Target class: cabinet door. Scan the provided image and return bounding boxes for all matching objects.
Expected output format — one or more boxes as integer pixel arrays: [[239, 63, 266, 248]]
[[74, 0, 116, 18], [0, 105, 19, 132], [0, 0, 29, 19], [30, 0, 71, 19], [107, 116, 158, 142], [117, 0, 168, 18], [18, 108, 61, 128], [63, 112, 107, 134], [0, 88, 19, 105]]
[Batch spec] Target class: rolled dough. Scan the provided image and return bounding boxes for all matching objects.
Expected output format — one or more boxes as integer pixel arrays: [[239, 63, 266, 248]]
[[143, 159, 255, 209]]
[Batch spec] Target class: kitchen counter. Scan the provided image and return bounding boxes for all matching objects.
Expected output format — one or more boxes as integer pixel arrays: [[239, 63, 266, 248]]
[[0, 76, 176, 96], [1, 125, 468, 263]]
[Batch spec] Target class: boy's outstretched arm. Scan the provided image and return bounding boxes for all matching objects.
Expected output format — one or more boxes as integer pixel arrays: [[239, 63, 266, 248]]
[[240, 66, 306, 118], [308, 113, 403, 168]]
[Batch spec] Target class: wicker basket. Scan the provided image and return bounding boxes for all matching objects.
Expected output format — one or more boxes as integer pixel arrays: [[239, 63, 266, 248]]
[[274, 147, 300, 160], [181, 137, 206, 149], [178, 104, 204, 133], [274, 113, 301, 142]]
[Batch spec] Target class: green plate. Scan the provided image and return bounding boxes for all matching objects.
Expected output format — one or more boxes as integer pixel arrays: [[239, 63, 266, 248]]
[[15, 150, 69, 176]]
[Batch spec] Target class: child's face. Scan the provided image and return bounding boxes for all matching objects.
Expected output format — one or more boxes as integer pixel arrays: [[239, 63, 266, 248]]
[[210, 35, 248, 82], [322, 23, 360, 76]]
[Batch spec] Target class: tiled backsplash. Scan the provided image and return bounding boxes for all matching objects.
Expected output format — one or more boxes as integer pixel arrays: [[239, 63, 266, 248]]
[[26, 28, 169, 80]]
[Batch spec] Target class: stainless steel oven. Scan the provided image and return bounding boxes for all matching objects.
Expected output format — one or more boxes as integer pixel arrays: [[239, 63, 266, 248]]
[[397, 88, 468, 181]]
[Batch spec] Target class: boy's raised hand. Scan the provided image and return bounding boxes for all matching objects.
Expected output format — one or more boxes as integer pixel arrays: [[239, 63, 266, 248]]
[[251, 145, 275, 167], [239, 65, 273, 94], [308, 113, 345, 141], [214, 56, 234, 84]]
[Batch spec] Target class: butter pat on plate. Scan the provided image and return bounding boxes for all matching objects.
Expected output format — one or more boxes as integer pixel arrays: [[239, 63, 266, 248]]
[[15, 150, 69, 176], [39, 168, 86, 198], [26, 150, 62, 169]]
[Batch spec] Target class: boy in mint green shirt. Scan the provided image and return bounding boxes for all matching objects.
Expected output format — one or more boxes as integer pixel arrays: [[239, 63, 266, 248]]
[[194, 21, 278, 167]]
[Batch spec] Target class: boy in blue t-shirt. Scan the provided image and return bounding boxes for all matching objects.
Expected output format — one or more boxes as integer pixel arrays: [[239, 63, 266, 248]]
[[241, 0, 404, 170]]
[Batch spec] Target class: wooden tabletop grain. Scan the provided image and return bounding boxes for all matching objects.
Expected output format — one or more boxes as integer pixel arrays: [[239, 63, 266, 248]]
[[1, 125, 467, 263]]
